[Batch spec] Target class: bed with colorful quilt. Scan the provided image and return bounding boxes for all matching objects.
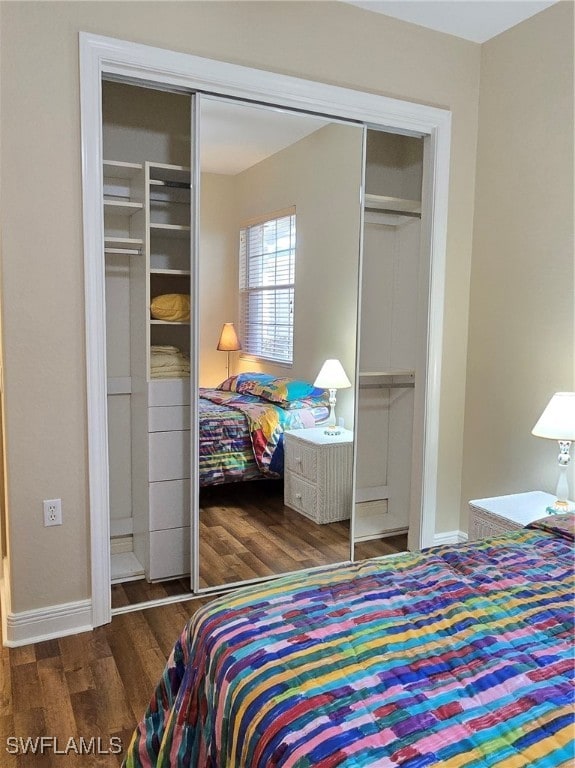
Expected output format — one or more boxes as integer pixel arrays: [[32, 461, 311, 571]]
[[124, 513, 574, 767], [199, 373, 329, 486]]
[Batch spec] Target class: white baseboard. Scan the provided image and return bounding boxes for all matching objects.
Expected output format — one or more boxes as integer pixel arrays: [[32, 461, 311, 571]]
[[3, 599, 93, 647], [433, 530, 468, 546]]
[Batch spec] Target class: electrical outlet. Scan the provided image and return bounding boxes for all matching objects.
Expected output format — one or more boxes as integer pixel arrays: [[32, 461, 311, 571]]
[[43, 498, 62, 527]]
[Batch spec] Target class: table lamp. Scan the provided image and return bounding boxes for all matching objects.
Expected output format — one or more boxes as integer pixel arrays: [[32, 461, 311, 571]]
[[314, 359, 352, 435], [217, 322, 241, 379], [532, 391, 575, 513]]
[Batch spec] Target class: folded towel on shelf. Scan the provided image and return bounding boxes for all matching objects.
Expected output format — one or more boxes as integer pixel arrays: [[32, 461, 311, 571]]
[[150, 345, 190, 378]]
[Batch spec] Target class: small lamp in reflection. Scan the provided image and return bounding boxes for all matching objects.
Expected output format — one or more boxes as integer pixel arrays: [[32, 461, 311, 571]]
[[217, 322, 241, 379], [314, 359, 352, 435], [532, 391, 575, 514]]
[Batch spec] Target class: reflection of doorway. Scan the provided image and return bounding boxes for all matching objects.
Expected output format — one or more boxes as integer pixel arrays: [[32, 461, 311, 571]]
[[81, 34, 451, 628], [355, 131, 424, 550]]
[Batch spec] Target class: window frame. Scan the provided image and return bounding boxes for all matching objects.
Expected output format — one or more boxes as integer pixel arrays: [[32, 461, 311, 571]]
[[238, 206, 296, 366]]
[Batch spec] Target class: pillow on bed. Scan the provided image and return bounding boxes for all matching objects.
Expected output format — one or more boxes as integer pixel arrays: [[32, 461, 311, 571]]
[[218, 373, 327, 406], [150, 294, 190, 322], [527, 512, 575, 541]]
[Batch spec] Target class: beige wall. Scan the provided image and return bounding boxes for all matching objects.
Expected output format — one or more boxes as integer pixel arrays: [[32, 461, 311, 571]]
[[0, 1, 481, 613], [461, 1, 574, 522], [199, 173, 240, 386]]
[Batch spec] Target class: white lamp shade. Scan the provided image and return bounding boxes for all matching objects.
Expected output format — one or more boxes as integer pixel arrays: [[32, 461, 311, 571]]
[[532, 392, 575, 440], [314, 359, 352, 390], [217, 322, 241, 352]]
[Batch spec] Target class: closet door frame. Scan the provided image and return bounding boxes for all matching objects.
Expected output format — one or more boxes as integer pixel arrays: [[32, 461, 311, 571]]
[[80, 32, 451, 628]]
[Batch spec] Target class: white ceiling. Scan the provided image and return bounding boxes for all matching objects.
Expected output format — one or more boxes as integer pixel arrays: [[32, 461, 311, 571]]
[[200, 98, 329, 175], [343, 0, 558, 43]]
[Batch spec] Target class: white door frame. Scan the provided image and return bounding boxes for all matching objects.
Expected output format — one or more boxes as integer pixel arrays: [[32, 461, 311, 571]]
[[80, 32, 451, 628]]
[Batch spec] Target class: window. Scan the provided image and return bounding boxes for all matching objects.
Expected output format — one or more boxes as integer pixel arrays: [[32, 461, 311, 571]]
[[239, 209, 296, 364]]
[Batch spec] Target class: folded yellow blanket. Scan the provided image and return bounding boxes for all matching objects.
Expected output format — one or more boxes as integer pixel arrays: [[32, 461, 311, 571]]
[[150, 294, 190, 322]]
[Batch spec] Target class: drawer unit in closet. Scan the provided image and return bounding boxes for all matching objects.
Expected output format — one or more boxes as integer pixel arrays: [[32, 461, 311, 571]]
[[149, 526, 191, 581], [148, 378, 191, 407], [148, 405, 191, 432], [146, 380, 191, 580], [148, 430, 191, 482], [284, 428, 354, 524], [149, 478, 190, 531]]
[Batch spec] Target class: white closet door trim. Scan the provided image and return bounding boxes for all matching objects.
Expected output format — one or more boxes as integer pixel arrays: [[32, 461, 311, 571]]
[[80, 33, 451, 627]]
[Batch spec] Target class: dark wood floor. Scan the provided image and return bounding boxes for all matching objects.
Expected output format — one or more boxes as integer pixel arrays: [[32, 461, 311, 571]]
[[0, 597, 210, 767], [112, 481, 408, 607]]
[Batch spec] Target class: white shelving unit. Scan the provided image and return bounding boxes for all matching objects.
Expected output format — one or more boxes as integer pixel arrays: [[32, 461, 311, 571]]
[[103, 157, 192, 583]]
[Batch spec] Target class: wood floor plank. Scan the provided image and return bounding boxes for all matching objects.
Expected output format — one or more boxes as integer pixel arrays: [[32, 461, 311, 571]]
[[104, 618, 160, 721], [9, 644, 36, 667], [0, 652, 13, 716], [57, 632, 99, 674], [90, 656, 135, 733], [11, 661, 42, 713], [36, 657, 78, 743], [0, 713, 17, 768], [11, 708, 52, 768]]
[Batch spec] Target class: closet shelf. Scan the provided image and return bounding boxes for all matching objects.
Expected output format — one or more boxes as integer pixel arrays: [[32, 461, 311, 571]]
[[104, 199, 144, 216], [359, 370, 415, 390], [150, 268, 191, 276], [148, 163, 191, 185], [150, 319, 190, 325], [105, 247, 141, 256], [103, 160, 143, 179], [104, 236, 144, 250], [150, 179, 191, 192], [360, 369, 415, 377], [150, 223, 191, 239], [364, 194, 421, 215]]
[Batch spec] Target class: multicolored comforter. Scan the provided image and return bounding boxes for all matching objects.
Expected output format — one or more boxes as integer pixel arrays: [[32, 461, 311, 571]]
[[124, 515, 575, 767], [199, 388, 328, 485]]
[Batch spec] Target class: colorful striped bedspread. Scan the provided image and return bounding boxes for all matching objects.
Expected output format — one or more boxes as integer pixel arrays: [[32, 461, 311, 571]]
[[199, 395, 261, 486], [124, 517, 575, 767], [199, 388, 328, 485]]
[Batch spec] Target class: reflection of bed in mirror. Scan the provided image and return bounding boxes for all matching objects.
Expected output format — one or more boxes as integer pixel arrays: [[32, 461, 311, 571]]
[[198, 373, 329, 487]]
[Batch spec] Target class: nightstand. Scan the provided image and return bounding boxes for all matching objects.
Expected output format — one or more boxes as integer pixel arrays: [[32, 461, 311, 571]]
[[468, 491, 557, 540], [284, 427, 353, 524]]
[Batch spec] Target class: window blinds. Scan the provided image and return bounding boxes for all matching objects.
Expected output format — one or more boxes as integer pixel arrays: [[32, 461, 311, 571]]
[[239, 212, 296, 364]]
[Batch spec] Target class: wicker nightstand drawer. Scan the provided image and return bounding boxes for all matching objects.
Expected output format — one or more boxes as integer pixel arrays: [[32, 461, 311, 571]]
[[284, 473, 318, 520], [285, 439, 319, 483]]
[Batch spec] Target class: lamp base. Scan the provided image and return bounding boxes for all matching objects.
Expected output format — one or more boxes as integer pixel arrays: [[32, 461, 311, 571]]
[[545, 499, 575, 515]]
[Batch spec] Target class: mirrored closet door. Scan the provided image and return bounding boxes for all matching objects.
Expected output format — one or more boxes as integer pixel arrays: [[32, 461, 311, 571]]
[[195, 95, 364, 590]]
